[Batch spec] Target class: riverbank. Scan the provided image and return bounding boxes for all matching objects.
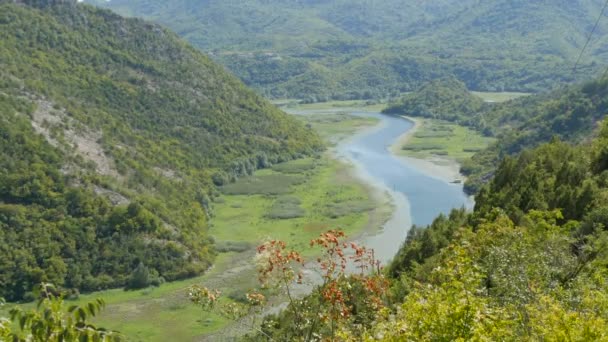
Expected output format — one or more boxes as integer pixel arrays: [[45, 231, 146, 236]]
[[390, 116, 495, 184], [389, 116, 464, 183]]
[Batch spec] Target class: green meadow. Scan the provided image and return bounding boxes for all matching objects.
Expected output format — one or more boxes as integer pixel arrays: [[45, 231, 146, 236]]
[[212, 157, 391, 257], [399, 119, 495, 163], [298, 112, 379, 145]]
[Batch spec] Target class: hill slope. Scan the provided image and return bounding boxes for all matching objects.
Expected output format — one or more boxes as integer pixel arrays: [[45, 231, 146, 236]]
[[89, 0, 607, 99], [0, 0, 322, 301], [383, 77, 487, 124], [462, 78, 608, 192]]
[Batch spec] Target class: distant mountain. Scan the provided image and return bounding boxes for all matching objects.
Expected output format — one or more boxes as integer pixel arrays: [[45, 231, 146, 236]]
[[88, 0, 607, 99], [0, 0, 322, 301]]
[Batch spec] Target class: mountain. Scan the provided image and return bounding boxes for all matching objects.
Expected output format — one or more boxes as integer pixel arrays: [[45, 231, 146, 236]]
[[88, 0, 608, 100], [0, 0, 322, 301]]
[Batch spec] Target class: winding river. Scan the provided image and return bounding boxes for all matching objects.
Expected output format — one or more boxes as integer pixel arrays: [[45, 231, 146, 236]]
[[292, 109, 474, 263], [241, 109, 475, 323]]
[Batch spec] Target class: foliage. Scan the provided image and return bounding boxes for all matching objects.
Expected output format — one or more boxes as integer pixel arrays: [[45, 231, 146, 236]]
[[0, 1, 322, 301], [0, 283, 122, 341], [370, 211, 608, 341], [387, 208, 469, 280], [462, 77, 608, 193], [474, 140, 599, 223], [189, 231, 388, 341], [376, 132, 608, 340], [125, 262, 161, 290], [245, 231, 389, 341]]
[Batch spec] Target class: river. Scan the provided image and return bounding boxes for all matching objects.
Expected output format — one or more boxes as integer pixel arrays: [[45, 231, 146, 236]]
[[291, 109, 474, 264]]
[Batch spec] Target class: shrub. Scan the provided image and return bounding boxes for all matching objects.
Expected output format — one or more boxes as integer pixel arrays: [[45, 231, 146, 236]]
[[215, 241, 253, 253], [267, 196, 306, 219], [221, 175, 306, 195], [324, 200, 375, 218]]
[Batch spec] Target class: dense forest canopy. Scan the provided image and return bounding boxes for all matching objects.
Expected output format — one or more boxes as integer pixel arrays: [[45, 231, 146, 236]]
[[88, 0, 608, 100], [0, 0, 322, 301]]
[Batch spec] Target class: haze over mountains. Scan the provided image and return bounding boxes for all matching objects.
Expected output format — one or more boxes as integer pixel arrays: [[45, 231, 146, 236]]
[[90, 0, 608, 100]]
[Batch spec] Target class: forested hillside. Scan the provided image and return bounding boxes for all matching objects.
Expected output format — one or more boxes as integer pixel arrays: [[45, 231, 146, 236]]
[[89, 0, 607, 100], [247, 122, 608, 341], [462, 78, 608, 192], [383, 77, 487, 124], [0, 0, 322, 301]]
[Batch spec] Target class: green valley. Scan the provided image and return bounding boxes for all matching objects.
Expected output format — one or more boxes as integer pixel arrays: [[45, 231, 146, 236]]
[[3, 0, 608, 341], [385, 76, 608, 193], [1, 72, 388, 340]]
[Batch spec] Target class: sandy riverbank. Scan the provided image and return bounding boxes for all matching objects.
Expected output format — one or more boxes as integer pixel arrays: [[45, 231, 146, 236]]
[[389, 116, 465, 184]]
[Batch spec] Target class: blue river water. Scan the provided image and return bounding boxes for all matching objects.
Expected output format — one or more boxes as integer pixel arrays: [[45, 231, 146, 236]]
[[340, 112, 473, 227]]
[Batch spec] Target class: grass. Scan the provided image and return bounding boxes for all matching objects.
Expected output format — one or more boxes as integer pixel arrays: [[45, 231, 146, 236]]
[[472, 91, 531, 103], [267, 196, 306, 219], [271, 157, 318, 173], [275, 99, 386, 113], [212, 157, 386, 256], [221, 173, 306, 195], [0, 109, 387, 341], [399, 119, 495, 162], [297, 113, 379, 145], [0, 252, 240, 341]]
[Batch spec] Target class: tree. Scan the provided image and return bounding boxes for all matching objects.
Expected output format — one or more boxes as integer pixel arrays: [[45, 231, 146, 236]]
[[0, 283, 122, 341], [126, 262, 150, 290]]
